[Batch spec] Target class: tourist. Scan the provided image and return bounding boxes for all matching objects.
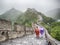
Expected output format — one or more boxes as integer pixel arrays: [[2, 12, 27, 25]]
[[40, 27, 44, 38], [34, 26, 40, 38]]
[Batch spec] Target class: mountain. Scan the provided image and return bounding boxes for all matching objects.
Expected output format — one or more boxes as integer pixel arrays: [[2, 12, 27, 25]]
[[0, 8, 55, 25], [16, 8, 53, 26], [16, 8, 42, 26], [46, 8, 60, 20], [0, 8, 22, 22]]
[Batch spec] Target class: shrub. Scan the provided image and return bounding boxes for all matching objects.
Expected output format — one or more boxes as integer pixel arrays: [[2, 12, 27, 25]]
[[50, 26, 60, 41]]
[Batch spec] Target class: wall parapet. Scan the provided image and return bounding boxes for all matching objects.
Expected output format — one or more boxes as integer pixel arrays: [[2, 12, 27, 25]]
[[45, 28, 60, 45]]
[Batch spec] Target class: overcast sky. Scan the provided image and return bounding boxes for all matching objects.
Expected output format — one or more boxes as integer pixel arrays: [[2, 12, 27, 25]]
[[0, 0, 60, 14]]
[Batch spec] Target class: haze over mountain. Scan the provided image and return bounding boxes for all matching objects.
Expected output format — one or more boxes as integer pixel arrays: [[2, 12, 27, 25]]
[[16, 8, 44, 26], [0, 8, 22, 22], [0, 8, 59, 24], [46, 8, 60, 20]]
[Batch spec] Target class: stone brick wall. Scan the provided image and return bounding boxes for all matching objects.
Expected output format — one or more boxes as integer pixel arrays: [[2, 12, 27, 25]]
[[0, 19, 12, 30], [0, 19, 34, 42], [14, 24, 33, 31], [14, 24, 24, 31]]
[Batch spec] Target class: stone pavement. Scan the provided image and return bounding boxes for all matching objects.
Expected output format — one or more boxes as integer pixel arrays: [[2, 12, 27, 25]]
[[0, 34, 48, 45]]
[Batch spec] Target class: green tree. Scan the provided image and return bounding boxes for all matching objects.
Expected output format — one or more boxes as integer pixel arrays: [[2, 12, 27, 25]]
[[51, 22, 60, 28], [42, 16, 55, 24], [16, 9, 38, 27], [50, 26, 60, 41]]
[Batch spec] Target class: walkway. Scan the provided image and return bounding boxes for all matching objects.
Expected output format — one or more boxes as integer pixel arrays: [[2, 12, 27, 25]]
[[0, 33, 48, 45]]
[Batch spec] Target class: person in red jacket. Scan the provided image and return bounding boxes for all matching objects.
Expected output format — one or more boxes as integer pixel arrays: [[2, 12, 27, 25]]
[[35, 26, 40, 38]]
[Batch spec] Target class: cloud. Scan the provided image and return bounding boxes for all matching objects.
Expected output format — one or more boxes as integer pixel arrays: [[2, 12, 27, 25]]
[[0, 0, 59, 14]]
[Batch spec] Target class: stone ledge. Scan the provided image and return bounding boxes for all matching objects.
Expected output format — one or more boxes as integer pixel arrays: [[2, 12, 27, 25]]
[[45, 28, 60, 45], [0, 35, 6, 42], [0, 31, 33, 42]]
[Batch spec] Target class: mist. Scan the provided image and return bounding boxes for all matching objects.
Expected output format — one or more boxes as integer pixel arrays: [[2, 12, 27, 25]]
[[0, 0, 60, 18]]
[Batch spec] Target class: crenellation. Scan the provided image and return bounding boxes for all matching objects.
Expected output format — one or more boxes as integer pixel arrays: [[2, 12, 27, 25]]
[[0, 19, 12, 30]]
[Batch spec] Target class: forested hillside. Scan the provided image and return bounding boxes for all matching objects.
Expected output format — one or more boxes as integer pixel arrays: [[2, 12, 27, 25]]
[[0, 8, 22, 22], [16, 8, 39, 27]]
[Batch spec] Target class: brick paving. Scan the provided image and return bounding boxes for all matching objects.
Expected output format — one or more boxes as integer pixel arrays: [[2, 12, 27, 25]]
[[0, 33, 48, 45]]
